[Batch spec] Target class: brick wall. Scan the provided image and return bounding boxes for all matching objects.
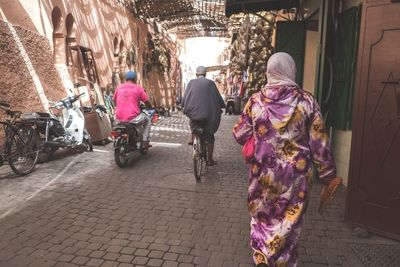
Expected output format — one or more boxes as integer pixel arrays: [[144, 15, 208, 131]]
[[0, 21, 65, 113]]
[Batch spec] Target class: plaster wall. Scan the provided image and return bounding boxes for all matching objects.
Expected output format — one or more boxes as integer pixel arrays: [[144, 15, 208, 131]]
[[303, 30, 318, 95], [0, 0, 179, 111]]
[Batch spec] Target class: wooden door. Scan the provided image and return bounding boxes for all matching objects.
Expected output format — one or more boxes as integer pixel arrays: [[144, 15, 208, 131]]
[[346, 0, 400, 240]]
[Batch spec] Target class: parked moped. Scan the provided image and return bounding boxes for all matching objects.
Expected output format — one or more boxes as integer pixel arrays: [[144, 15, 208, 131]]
[[22, 93, 93, 160]]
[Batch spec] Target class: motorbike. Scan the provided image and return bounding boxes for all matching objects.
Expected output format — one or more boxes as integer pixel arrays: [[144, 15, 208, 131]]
[[225, 95, 241, 115], [111, 106, 156, 168], [22, 93, 93, 160]]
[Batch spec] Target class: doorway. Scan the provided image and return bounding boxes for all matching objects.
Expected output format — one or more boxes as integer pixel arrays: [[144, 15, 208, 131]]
[[346, 0, 400, 241]]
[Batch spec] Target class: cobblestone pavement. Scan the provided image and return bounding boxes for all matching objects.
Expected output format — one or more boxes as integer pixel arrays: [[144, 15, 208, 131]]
[[0, 113, 399, 267]]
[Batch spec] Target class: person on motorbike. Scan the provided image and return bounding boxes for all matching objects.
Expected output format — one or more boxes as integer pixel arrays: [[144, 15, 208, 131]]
[[182, 66, 226, 166], [113, 71, 152, 149]]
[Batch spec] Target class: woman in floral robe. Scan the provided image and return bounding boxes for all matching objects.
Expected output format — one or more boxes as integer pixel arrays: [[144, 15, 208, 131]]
[[233, 52, 337, 267]]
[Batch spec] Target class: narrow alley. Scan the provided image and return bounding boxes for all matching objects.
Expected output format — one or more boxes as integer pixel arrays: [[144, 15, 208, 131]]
[[1, 0, 400, 266], [0, 114, 398, 267]]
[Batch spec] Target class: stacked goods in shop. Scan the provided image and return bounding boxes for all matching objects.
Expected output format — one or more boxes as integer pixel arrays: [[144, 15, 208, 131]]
[[229, 13, 275, 95]]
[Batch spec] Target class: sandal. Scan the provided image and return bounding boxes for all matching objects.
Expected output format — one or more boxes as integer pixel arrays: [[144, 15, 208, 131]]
[[142, 141, 152, 149]]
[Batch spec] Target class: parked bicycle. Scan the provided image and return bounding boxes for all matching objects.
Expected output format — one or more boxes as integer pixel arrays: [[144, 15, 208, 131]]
[[0, 101, 40, 176], [191, 119, 208, 181]]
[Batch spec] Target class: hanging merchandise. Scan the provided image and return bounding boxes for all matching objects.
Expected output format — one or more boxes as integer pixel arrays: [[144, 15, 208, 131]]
[[248, 14, 275, 95], [127, 44, 137, 67], [228, 12, 275, 96], [112, 72, 119, 89], [146, 33, 171, 74], [242, 70, 248, 83], [239, 80, 244, 97]]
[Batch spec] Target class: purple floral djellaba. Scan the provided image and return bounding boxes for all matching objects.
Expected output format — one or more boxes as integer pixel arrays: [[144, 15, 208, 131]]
[[233, 85, 336, 266]]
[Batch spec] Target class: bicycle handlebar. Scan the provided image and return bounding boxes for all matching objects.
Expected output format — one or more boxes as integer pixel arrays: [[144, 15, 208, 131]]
[[72, 93, 85, 102], [0, 101, 21, 118], [6, 110, 22, 117], [49, 93, 85, 109]]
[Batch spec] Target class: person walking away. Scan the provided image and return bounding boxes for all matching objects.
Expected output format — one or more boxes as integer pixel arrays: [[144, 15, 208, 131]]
[[182, 66, 225, 166], [233, 52, 341, 266], [113, 71, 152, 149]]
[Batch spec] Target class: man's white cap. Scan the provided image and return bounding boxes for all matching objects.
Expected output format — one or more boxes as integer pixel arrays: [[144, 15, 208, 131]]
[[196, 66, 206, 76]]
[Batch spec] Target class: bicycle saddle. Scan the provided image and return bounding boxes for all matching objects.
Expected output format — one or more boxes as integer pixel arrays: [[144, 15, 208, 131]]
[[192, 127, 204, 135]]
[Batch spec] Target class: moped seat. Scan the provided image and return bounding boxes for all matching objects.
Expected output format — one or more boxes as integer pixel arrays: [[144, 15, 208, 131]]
[[113, 122, 135, 131], [22, 112, 52, 120]]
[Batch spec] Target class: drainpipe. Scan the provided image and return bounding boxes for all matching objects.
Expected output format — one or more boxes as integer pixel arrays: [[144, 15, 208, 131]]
[[0, 8, 50, 112], [315, 0, 328, 106]]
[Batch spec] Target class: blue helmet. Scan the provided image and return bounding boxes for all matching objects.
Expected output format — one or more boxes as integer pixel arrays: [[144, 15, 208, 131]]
[[125, 70, 137, 81]]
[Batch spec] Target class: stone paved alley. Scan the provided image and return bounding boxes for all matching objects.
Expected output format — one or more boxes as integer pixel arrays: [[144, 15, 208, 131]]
[[0, 113, 399, 267]]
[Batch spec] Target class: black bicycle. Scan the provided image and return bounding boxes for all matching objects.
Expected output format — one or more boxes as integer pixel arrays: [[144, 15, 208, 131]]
[[191, 120, 208, 181], [0, 101, 40, 176]]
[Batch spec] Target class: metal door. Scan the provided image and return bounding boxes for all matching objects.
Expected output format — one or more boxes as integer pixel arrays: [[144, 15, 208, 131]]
[[331, 6, 361, 130], [346, 0, 400, 240], [275, 21, 306, 87]]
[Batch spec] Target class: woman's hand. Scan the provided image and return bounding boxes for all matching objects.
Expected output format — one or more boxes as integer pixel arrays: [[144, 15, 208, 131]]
[[318, 177, 343, 215]]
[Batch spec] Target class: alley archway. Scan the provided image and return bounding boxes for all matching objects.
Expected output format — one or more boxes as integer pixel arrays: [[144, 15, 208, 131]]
[[65, 13, 77, 67], [51, 6, 65, 64]]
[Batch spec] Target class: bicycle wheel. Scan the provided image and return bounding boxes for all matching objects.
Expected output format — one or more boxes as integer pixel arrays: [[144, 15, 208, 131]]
[[193, 134, 202, 181], [202, 140, 208, 163], [9, 126, 40, 176]]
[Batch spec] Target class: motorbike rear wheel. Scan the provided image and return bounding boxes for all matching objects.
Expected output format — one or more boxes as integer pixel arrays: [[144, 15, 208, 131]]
[[83, 138, 93, 152], [227, 105, 234, 115], [83, 129, 93, 152], [114, 139, 129, 168]]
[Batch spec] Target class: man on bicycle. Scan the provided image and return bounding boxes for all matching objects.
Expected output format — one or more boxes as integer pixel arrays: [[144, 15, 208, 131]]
[[182, 66, 225, 166], [113, 71, 152, 149]]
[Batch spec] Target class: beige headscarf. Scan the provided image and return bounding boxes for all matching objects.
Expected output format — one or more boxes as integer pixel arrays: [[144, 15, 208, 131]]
[[261, 52, 300, 130], [265, 52, 298, 88]]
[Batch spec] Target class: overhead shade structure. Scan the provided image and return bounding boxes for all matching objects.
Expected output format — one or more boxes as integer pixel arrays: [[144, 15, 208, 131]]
[[225, 0, 300, 17], [135, 0, 228, 38]]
